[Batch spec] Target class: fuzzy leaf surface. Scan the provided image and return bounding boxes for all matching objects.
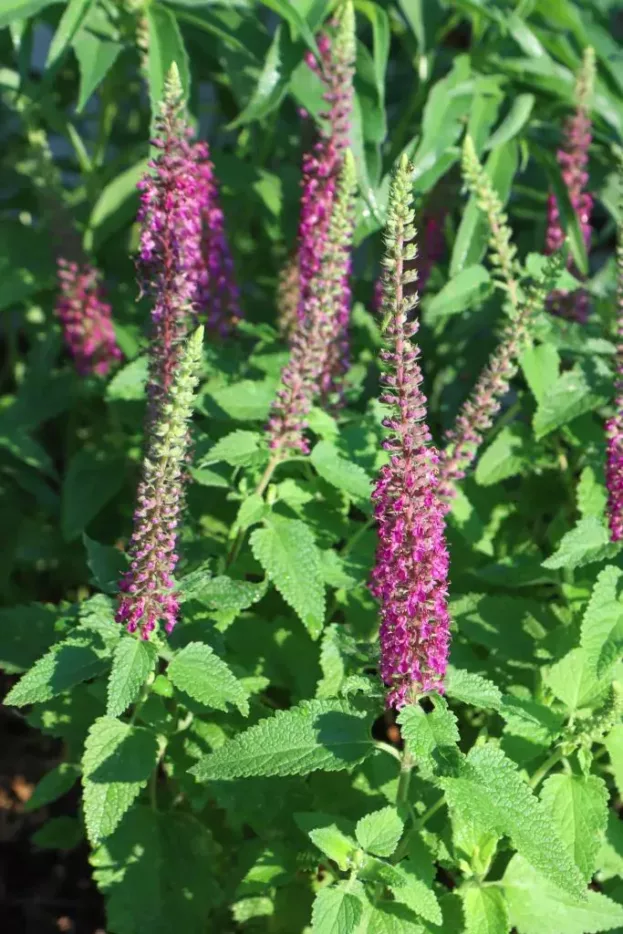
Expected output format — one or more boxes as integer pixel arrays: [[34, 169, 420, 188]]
[[168, 642, 249, 715], [107, 637, 157, 718], [540, 773, 608, 883]]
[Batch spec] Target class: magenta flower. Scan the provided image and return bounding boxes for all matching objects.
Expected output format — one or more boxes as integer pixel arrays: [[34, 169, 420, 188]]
[[267, 154, 356, 455], [117, 328, 203, 638], [55, 259, 122, 376], [136, 69, 206, 406], [296, 3, 355, 400], [370, 156, 450, 708], [193, 142, 241, 336], [545, 48, 595, 323]]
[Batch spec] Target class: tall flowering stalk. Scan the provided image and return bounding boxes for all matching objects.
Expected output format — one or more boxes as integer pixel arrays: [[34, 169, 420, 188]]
[[16, 106, 122, 375], [439, 253, 564, 502], [462, 135, 521, 313], [295, 1, 355, 398], [267, 153, 357, 456], [605, 160, 623, 542], [117, 328, 204, 638], [193, 143, 241, 336], [545, 47, 595, 323], [55, 260, 122, 376], [137, 65, 205, 407], [370, 155, 450, 709]]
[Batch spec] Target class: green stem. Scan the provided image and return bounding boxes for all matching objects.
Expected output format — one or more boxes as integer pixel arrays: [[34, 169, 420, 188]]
[[415, 794, 445, 829], [225, 455, 281, 569], [396, 752, 414, 809], [529, 748, 564, 789]]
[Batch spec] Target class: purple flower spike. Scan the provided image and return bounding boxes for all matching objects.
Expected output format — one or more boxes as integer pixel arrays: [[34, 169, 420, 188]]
[[193, 142, 241, 336], [545, 48, 595, 323], [55, 259, 122, 376], [370, 155, 451, 709], [606, 167, 623, 542], [267, 153, 357, 456], [116, 328, 204, 638], [297, 3, 355, 348], [136, 65, 205, 406]]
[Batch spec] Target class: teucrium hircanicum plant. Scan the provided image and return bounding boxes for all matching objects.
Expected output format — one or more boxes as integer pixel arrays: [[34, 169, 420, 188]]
[[3, 4, 623, 934]]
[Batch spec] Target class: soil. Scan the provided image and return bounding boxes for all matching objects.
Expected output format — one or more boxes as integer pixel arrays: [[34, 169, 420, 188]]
[[0, 676, 105, 934]]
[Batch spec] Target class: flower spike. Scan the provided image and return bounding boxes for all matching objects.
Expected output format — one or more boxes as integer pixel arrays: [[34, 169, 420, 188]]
[[267, 151, 357, 455], [116, 328, 204, 638], [439, 252, 565, 502], [370, 154, 451, 709], [55, 260, 122, 376], [606, 153, 623, 542], [545, 47, 595, 322]]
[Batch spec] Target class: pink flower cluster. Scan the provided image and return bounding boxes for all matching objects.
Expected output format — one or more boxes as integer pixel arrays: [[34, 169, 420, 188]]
[[55, 259, 122, 376], [545, 53, 594, 323], [370, 158, 450, 708], [371, 311, 450, 707]]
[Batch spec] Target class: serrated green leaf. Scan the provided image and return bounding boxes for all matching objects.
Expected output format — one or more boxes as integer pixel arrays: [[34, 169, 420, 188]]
[[311, 882, 364, 934], [106, 356, 148, 401], [316, 624, 346, 699], [355, 807, 404, 858], [82, 717, 158, 844], [308, 824, 357, 870], [577, 466, 608, 521], [90, 807, 217, 934], [168, 642, 250, 715], [544, 648, 604, 712], [250, 515, 325, 638], [533, 367, 608, 440], [580, 566, 623, 678], [24, 762, 81, 812], [191, 699, 374, 781], [359, 900, 424, 933], [206, 379, 276, 421], [426, 264, 492, 321], [200, 430, 263, 467], [540, 773, 608, 883], [520, 344, 560, 404], [398, 697, 460, 775], [310, 441, 372, 505], [475, 425, 529, 486], [442, 744, 585, 897], [504, 854, 623, 934], [542, 518, 620, 571], [462, 886, 510, 934], [446, 667, 502, 709], [380, 858, 443, 925], [179, 571, 266, 614], [5, 636, 108, 706], [107, 637, 157, 718]]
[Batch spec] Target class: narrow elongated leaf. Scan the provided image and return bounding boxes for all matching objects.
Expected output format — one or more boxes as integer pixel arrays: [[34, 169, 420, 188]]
[[250, 516, 325, 638], [72, 3, 122, 112], [485, 94, 535, 150], [146, 4, 190, 109], [168, 642, 250, 715], [82, 717, 158, 843], [311, 883, 364, 934], [46, 0, 92, 69], [580, 566, 623, 677], [191, 699, 374, 780], [426, 265, 492, 321], [86, 159, 149, 251], [0, 0, 60, 28]]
